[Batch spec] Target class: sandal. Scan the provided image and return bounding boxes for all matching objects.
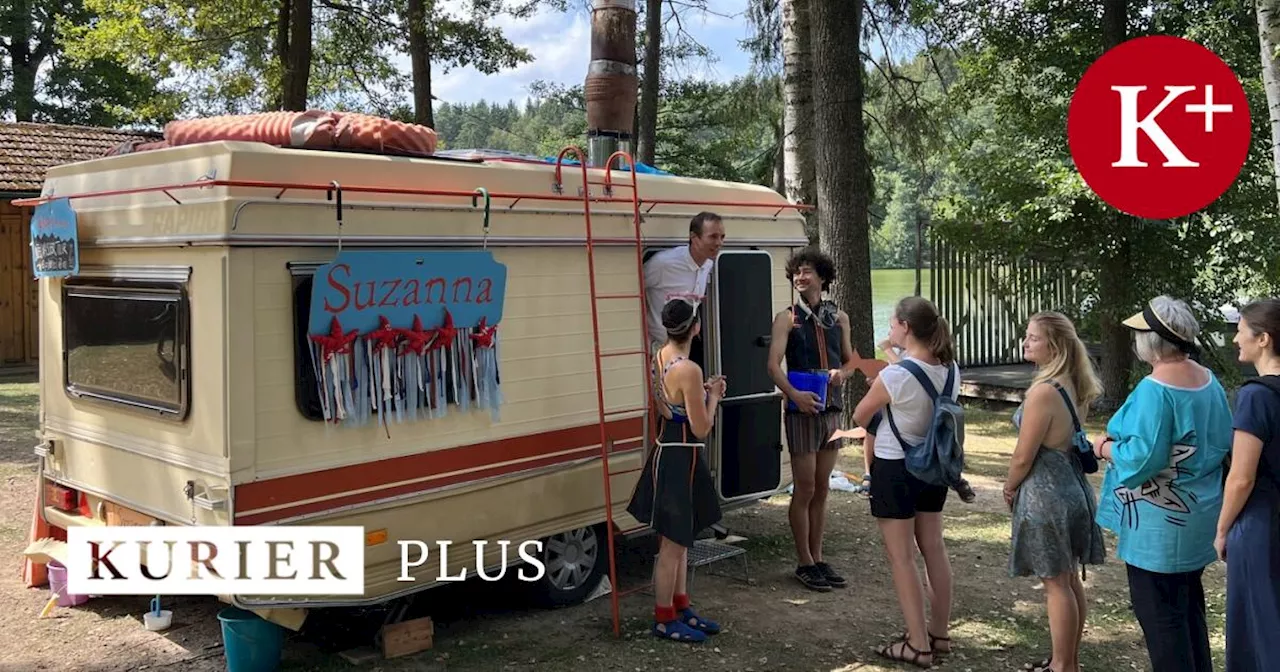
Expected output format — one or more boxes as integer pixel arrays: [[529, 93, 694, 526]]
[[681, 607, 721, 635], [876, 636, 933, 669], [898, 631, 951, 655], [651, 619, 706, 642]]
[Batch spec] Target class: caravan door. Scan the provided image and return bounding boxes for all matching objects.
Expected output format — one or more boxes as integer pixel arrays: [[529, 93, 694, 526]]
[[707, 250, 783, 503]]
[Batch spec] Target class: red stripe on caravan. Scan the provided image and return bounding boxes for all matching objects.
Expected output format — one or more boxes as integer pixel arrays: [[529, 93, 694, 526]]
[[233, 418, 644, 521]]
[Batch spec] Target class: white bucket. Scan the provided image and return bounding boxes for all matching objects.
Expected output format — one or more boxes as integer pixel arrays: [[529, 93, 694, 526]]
[[144, 609, 173, 631]]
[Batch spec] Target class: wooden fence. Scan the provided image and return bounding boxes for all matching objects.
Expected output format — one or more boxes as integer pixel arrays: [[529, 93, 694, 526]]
[[929, 237, 1086, 368]]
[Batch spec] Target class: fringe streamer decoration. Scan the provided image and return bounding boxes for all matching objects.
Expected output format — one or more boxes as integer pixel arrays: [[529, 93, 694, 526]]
[[307, 310, 502, 435]]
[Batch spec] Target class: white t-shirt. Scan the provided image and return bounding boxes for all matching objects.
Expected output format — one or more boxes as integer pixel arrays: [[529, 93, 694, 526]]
[[873, 357, 962, 460], [643, 245, 714, 347]]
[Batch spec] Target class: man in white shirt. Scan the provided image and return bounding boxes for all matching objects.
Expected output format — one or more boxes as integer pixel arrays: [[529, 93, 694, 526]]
[[643, 212, 725, 359]]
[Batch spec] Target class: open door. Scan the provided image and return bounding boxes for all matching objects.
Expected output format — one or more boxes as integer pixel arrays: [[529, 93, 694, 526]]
[[706, 250, 783, 503]]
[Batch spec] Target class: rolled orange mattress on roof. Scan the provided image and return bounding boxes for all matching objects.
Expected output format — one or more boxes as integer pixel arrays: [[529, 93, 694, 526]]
[[161, 109, 437, 156]]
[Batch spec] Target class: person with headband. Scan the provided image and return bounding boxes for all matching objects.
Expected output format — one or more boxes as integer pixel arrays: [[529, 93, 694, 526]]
[[626, 298, 726, 643], [1092, 295, 1232, 672]]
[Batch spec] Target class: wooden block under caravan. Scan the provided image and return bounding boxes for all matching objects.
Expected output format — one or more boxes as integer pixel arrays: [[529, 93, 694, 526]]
[[22, 497, 58, 588], [380, 616, 434, 659]]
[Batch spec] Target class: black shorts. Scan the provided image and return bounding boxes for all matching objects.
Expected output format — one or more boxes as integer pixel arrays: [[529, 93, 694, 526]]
[[869, 456, 948, 519]]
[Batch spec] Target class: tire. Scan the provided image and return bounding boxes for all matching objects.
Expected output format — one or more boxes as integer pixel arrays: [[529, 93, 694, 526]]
[[530, 523, 610, 607]]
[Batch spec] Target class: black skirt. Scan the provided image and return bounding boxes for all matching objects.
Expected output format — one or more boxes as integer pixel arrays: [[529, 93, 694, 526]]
[[626, 420, 723, 548]]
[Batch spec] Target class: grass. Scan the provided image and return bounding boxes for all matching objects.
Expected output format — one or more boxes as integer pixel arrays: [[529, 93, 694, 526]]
[[0, 381, 38, 479]]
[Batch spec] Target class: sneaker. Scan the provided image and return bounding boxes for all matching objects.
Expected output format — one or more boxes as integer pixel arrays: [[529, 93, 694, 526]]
[[795, 564, 832, 592], [815, 561, 846, 588], [956, 478, 976, 503]]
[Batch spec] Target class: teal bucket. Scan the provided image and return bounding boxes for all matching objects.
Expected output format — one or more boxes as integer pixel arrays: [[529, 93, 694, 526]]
[[218, 607, 284, 672]]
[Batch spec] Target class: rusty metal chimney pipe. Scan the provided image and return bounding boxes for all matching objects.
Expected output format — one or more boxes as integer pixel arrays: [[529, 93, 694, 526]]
[[584, 0, 637, 168]]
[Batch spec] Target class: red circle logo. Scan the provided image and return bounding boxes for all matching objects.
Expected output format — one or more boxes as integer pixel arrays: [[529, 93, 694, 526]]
[[1067, 35, 1251, 220]]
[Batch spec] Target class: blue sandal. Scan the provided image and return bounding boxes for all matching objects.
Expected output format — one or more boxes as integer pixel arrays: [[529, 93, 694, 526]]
[[681, 607, 721, 635], [652, 619, 706, 642]]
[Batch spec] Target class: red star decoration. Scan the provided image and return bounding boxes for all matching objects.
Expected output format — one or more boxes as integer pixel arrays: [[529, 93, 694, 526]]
[[431, 309, 458, 351], [309, 316, 359, 361], [470, 316, 498, 348], [367, 315, 400, 354], [396, 314, 436, 355]]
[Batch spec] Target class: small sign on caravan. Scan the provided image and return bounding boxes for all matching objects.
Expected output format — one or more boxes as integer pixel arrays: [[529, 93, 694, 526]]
[[30, 198, 79, 278]]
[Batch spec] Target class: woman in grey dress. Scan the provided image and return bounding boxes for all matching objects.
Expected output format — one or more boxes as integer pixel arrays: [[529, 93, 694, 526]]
[[1003, 312, 1106, 672]]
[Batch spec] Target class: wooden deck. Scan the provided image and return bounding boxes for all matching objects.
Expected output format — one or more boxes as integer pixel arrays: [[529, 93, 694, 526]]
[[958, 363, 1035, 404]]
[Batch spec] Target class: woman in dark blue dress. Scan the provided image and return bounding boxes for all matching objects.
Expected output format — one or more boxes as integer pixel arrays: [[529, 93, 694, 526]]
[[1216, 298, 1280, 672], [627, 298, 725, 643]]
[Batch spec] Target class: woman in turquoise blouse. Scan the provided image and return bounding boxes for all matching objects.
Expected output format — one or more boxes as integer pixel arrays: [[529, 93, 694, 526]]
[[1092, 296, 1232, 672]]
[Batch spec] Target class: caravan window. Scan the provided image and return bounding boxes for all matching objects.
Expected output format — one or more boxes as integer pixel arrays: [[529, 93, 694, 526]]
[[61, 280, 189, 418], [290, 270, 325, 421]]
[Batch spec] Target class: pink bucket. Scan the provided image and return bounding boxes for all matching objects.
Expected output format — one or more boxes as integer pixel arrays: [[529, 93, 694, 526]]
[[47, 561, 89, 607]]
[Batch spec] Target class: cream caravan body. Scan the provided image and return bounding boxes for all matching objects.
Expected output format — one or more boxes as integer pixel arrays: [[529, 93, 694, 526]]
[[25, 141, 809, 611]]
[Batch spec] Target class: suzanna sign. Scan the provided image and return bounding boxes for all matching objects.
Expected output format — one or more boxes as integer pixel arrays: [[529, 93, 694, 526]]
[[306, 250, 508, 431], [308, 250, 506, 335]]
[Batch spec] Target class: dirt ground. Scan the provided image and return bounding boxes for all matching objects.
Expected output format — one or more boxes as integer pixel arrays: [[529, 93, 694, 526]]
[[0, 380, 1227, 671]]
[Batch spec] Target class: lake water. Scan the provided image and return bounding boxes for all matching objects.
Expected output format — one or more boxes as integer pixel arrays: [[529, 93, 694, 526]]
[[871, 268, 932, 346]]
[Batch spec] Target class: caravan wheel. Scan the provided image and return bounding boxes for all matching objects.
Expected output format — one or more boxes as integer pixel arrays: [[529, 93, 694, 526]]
[[532, 523, 608, 607]]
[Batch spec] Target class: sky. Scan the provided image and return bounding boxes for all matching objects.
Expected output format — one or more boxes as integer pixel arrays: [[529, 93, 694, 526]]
[[424, 0, 760, 108]]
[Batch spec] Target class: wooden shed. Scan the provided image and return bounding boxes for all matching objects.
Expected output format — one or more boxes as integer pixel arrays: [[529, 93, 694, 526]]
[[0, 122, 160, 367]]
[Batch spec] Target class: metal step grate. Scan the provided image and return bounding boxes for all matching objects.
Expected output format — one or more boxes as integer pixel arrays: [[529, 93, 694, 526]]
[[687, 539, 746, 568]]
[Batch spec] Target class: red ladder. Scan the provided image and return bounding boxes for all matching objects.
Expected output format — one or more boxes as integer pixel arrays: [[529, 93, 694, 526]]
[[552, 146, 653, 638]]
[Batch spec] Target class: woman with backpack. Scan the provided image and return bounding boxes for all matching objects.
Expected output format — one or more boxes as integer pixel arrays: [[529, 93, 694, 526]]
[[1092, 296, 1232, 672], [1003, 312, 1106, 672], [853, 296, 961, 669], [1215, 298, 1280, 672]]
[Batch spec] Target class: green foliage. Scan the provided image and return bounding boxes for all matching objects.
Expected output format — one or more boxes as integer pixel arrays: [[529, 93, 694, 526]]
[[433, 91, 587, 157], [60, 0, 543, 116], [927, 0, 1280, 351], [432, 74, 784, 187], [62, 0, 279, 115], [651, 76, 780, 183], [0, 0, 170, 124]]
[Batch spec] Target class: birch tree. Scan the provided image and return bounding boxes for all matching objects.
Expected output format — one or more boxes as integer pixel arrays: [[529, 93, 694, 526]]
[[783, 0, 817, 245], [1258, 0, 1280, 211]]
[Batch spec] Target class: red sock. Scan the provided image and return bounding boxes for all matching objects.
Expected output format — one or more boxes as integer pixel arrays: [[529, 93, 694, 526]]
[[673, 593, 691, 611], [655, 604, 676, 622]]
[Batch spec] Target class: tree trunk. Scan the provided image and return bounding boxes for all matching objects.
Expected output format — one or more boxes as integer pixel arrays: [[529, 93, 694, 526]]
[[11, 53, 37, 123], [773, 118, 786, 193], [278, 0, 312, 111], [1097, 0, 1134, 410], [7, 0, 39, 122], [408, 0, 434, 127], [1258, 0, 1280, 212], [637, 0, 662, 166], [783, 0, 818, 246], [914, 212, 924, 297], [811, 0, 873, 407], [272, 0, 291, 110]]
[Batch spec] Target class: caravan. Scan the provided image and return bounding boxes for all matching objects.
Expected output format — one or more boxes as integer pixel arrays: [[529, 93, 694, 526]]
[[18, 138, 810, 628]]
